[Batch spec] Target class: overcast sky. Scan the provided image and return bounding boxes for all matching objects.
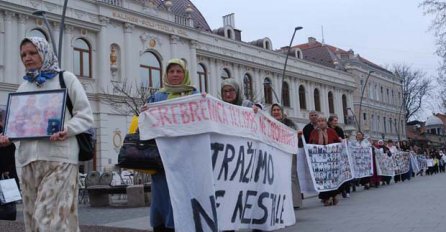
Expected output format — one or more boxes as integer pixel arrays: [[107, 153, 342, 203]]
[[192, 0, 440, 119]]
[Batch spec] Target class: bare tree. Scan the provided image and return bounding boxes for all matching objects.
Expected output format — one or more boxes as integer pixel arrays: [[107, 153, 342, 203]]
[[102, 79, 156, 116], [392, 64, 432, 121], [420, 1, 446, 108]]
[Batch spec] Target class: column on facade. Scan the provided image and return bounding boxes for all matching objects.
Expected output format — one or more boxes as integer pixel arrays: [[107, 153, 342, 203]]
[[17, 14, 28, 81], [52, 22, 60, 62], [208, 58, 218, 97], [4, 11, 17, 83], [232, 62, 238, 82], [189, 40, 198, 87], [62, 26, 74, 71], [272, 72, 280, 104], [334, 91, 344, 123], [321, 85, 328, 115], [256, 68, 263, 104], [169, 34, 179, 58], [308, 83, 313, 111], [123, 23, 134, 82], [97, 17, 110, 88], [290, 77, 300, 118]]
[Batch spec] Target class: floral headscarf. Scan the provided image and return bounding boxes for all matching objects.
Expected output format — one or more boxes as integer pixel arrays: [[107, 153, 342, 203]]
[[159, 58, 195, 99], [20, 37, 60, 86]]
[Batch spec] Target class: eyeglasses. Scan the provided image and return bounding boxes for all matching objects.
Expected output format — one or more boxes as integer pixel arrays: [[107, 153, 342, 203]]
[[223, 89, 236, 94]]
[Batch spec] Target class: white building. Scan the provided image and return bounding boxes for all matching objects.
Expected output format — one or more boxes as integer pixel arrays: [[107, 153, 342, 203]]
[[295, 37, 406, 141], [0, 0, 356, 172]]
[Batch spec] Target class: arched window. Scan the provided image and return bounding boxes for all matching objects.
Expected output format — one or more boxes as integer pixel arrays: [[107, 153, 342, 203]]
[[243, 73, 253, 101], [226, 29, 232, 39], [342, 94, 348, 123], [314, 88, 321, 112], [265, 41, 271, 50], [299, 85, 306, 110], [27, 28, 48, 41], [264, 78, 273, 104], [73, 38, 92, 78], [328, 91, 335, 114], [139, 51, 162, 89], [221, 68, 230, 80], [282, 81, 290, 107], [197, 63, 208, 93]]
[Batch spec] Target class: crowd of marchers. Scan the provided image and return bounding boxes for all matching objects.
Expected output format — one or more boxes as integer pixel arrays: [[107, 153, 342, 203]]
[[299, 110, 446, 207]]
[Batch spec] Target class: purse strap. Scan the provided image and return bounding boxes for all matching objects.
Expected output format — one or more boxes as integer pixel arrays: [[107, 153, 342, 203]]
[[58, 71, 74, 117]]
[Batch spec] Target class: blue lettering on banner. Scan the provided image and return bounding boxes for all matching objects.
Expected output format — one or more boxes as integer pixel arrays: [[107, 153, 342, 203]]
[[211, 142, 274, 185], [191, 195, 219, 232]]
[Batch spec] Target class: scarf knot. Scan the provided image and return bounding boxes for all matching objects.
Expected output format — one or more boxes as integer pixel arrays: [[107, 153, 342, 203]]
[[23, 71, 57, 86]]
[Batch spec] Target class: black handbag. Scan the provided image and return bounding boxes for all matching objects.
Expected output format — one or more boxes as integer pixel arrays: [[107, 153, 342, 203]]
[[0, 174, 17, 221], [58, 72, 96, 161], [117, 132, 163, 171], [0, 202, 16, 221]]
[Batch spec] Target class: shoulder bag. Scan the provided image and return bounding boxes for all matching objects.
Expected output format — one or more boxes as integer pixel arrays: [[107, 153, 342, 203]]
[[58, 71, 96, 161], [118, 130, 163, 172]]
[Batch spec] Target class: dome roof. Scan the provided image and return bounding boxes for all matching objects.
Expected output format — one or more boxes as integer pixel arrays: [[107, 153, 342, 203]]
[[425, 115, 443, 127], [154, 0, 211, 31]]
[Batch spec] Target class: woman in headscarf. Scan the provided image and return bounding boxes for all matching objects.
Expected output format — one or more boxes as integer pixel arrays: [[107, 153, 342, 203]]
[[309, 116, 341, 206], [220, 78, 253, 107], [141, 58, 197, 232], [270, 103, 302, 208], [0, 37, 93, 231]]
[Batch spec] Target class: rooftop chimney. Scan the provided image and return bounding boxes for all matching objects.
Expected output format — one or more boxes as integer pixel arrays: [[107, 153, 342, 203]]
[[308, 37, 317, 44]]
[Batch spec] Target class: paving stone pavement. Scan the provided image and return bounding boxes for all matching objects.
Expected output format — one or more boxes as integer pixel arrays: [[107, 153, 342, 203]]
[[2, 173, 446, 231]]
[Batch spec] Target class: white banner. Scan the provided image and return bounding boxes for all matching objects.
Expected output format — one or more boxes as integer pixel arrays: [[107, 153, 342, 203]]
[[374, 148, 395, 177], [296, 148, 318, 197], [303, 141, 353, 192], [157, 134, 295, 231], [393, 151, 411, 175], [346, 145, 373, 178], [139, 95, 298, 154], [139, 95, 297, 231], [410, 152, 420, 174], [417, 156, 428, 170]]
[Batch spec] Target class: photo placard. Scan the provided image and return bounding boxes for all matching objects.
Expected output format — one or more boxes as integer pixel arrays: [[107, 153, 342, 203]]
[[4, 89, 67, 139]]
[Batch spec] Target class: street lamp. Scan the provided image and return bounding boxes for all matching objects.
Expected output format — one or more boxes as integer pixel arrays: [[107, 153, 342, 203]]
[[32, 11, 58, 56], [33, 0, 69, 66], [263, 79, 280, 103], [281, 26, 303, 104], [358, 70, 374, 132], [58, 0, 69, 66]]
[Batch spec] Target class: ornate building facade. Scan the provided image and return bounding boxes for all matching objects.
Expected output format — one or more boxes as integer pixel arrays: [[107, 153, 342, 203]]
[[295, 37, 406, 141], [0, 0, 356, 171]]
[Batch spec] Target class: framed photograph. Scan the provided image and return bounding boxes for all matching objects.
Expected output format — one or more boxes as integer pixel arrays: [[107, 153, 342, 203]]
[[3, 89, 67, 140]]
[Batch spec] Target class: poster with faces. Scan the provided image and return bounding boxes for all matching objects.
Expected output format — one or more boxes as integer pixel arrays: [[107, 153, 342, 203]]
[[304, 142, 353, 192]]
